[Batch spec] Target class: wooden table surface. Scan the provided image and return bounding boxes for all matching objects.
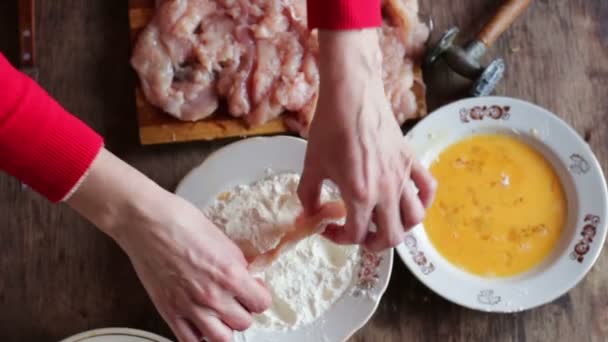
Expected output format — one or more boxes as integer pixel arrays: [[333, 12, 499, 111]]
[[0, 1, 606, 341]]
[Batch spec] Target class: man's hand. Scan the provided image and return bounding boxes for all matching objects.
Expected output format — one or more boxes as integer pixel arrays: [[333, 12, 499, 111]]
[[68, 149, 271, 342], [298, 29, 437, 252]]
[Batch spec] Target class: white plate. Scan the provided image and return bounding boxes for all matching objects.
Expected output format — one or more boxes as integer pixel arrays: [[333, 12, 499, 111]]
[[175, 136, 393, 342], [60, 328, 172, 342], [396, 96, 608, 312]]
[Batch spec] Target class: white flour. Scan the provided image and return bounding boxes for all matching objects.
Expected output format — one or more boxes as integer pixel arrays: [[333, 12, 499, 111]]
[[204, 172, 359, 331]]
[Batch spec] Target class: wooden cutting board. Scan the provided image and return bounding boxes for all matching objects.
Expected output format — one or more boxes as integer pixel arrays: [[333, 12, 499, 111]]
[[129, 0, 427, 145]]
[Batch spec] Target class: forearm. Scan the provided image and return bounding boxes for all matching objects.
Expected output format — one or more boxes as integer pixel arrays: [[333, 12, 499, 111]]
[[317, 29, 382, 83], [309, 0, 385, 116], [66, 148, 166, 241]]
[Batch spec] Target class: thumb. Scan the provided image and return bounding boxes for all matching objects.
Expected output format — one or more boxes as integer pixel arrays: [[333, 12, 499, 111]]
[[298, 164, 323, 214]]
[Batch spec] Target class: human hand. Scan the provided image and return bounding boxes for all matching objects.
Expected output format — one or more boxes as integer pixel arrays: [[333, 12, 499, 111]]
[[68, 149, 271, 342], [298, 29, 437, 252]]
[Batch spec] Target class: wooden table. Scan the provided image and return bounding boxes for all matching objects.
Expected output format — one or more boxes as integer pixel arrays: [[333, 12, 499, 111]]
[[0, 1, 606, 341]]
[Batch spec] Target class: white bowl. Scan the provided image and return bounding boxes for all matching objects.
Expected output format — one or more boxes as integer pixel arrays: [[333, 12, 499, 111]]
[[60, 328, 172, 342], [175, 136, 393, 342], [396, 96, 608, 312]]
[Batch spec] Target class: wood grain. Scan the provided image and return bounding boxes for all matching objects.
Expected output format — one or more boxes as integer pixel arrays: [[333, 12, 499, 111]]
[[128, 0, 427, 145], [0, 0, 606, 341]]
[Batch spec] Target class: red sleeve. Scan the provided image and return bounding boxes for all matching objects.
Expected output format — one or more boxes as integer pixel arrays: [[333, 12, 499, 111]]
[[307, 0, 382, 30], [0, 54, 103, 202]]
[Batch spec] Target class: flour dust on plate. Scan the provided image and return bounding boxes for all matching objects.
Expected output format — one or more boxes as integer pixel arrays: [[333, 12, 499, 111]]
[[176, 135, 393, 340], [204, 172, 360, 331], [424, 133, 566, 277]]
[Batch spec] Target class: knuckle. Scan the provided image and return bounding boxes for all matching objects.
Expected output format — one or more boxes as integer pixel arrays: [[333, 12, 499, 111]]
[[261, 289, 272, 310], [296, 182, 306, 198], [249, 294, 270, 314], [363, 238, 384, 253], [429, 178, 438, 193], [428, 178, 439, 196], [220, 262, 243, 284], [232, 313, 253, 331], [344, 224, 367, 244], [424, 175, 438, 192], [349, 179, 369, 203], [194, 283, 221, 308], [365, 244, 383, 253], [405, 210, 425, 228], [167, 293, 181, 312], [377, 177, 392, 194], [210, 329, 233, 342], [400, 149, 413, 164], [413, 209, 426, 225], [205, 289, 222, 309], [386, 232, 404, 247]]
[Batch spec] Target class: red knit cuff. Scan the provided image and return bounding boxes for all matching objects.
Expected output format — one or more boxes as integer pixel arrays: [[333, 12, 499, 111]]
[[0, 55, 104, 202], [307, 0, 382, 30]]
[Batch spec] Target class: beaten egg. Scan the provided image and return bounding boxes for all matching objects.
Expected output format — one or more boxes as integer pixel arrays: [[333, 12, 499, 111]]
[[424, 134, 567, 277]]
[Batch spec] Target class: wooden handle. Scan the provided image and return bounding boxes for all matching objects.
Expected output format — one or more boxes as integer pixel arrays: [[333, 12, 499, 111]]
[[478, 0, 531, 47], [18, 0, 36, 68]]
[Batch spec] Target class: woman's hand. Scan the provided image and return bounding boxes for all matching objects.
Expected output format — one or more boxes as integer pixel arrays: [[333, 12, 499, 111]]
[[298, 29, 437, 252], [68, 149, 271, 342]]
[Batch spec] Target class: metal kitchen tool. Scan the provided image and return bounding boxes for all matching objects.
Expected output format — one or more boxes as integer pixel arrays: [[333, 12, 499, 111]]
[[425, 0, 531, 96], [18, 0, 37, 191], [19, 0, 37, 81]]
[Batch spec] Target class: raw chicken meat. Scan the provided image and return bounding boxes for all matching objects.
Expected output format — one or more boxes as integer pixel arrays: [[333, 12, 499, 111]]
[[245, 200, 347, 271], [131, 0, 428, 134], [380, 26, 417, 123], [383, 0, 430, 58]]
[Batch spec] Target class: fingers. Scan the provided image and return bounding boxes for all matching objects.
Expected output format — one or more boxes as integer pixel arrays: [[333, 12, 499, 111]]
[[215, 297, 253, 331], [217, 264, 272, 314], [254, 277, 269, 291], [410, 160, 437, 209], [172, 318, 201, 342], [174, 276, 262, 342], [234, 280, 271, 314], [364, 198, 404, 252], [188, 284, 253, 332], [189, 306, 233, 342], [400, 181, 426, 231], [322, 200, 372, 245], [298, 164, 324, 214]]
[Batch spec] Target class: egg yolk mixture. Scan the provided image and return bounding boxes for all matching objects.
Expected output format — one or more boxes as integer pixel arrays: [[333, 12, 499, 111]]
[[424, 134, 566, 277]]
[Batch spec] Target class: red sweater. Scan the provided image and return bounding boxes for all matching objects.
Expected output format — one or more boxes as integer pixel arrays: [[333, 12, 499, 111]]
[[0, 2, 381, 203]]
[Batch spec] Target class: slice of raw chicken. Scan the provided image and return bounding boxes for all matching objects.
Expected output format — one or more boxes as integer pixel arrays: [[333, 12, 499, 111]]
[[131, 0, 221, 121], [245, 200, 347, 271]]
